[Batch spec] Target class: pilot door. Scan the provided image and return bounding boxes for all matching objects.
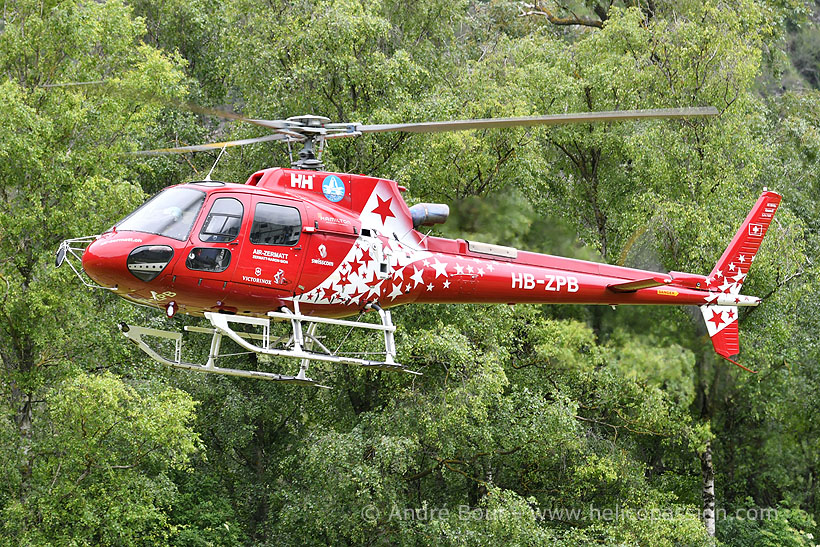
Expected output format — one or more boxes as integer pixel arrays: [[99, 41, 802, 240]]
[[172, 194, 248, 312], [233, 197, 307, 300]]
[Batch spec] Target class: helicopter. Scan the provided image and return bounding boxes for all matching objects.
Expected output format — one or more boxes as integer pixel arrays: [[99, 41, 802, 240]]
[[56, 107, 780, 387]]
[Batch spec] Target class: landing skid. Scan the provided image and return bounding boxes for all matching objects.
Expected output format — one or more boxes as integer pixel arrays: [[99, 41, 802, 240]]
[[120, 302, 419, 387]]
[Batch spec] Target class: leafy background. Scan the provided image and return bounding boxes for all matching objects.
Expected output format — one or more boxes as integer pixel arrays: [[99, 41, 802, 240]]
[[1, 0, 819, 544]]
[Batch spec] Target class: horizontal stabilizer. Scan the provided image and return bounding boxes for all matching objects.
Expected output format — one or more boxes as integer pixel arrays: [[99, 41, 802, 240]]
[[607, 275, 673, 293]]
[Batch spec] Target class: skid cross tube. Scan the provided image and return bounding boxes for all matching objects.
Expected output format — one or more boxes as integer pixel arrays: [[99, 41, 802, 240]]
[[119, 304, 417, 387], [119, 323, 323, 385], [205, 310, 409, 371]]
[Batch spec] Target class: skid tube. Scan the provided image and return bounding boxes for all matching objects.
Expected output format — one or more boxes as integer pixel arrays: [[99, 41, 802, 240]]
[[120, 301, 419, 387]]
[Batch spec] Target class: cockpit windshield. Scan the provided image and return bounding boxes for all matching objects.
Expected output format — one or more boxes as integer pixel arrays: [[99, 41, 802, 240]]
[[117, 187, 206, 241]]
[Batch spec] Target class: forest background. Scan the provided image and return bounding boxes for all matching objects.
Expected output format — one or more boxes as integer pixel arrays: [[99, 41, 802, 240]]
[[1, 0, 820, 544]]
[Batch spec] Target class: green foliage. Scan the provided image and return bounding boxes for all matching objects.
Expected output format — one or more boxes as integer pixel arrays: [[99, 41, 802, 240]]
[[717, 503, 817, 547], [2, 0, 820, 545], [1, 372, 200, 545]]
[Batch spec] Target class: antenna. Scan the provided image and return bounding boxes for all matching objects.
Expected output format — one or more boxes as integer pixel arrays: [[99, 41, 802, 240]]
[[204, 145, 228, 181]]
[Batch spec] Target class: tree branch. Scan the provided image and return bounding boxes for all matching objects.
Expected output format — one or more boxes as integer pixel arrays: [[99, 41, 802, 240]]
[[520, 3, 603, 28]]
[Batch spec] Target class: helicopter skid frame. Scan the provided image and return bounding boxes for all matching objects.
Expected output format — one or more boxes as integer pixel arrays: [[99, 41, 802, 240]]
[[120, 302, 418, 388]]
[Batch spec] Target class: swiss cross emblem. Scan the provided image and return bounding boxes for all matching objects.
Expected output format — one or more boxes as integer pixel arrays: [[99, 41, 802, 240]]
[[748, 223, 763, 236]]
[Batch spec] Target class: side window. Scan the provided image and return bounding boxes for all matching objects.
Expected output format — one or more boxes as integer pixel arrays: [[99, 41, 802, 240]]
[[186, 248, 231, 272], [200, 197, 243, 243], [250, 203, 301, 246]]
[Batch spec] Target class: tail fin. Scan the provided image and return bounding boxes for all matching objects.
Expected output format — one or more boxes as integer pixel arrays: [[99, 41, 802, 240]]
[[700, 190, 782, 371]]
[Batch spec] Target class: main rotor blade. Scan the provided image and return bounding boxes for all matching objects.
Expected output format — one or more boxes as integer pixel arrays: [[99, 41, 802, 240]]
[[133, 133, 289, 156], [39, 80, 291, 130], [178, 103, 292, 130], [353, 107, 719, 134]]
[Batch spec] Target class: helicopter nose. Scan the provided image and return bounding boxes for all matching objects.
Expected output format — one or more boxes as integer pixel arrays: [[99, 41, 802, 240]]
[[82, 237, 129, 288], [83, 237, 174, 289]]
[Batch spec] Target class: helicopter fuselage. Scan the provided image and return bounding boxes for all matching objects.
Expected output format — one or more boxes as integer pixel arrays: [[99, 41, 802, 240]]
[[80, 167, 759, 320]]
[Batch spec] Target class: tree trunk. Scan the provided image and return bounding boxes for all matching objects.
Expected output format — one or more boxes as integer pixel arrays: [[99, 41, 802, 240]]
[[700, 440, 716, 536]]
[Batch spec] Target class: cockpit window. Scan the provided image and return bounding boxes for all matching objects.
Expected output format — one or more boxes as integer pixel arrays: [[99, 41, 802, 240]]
[[250, 203, 301, 246], [117, 187, 206, 241], [200, 197, 243, 243]]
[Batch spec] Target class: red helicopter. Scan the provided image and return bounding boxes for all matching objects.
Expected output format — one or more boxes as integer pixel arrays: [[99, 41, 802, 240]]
[[56, 108, 780, 386]]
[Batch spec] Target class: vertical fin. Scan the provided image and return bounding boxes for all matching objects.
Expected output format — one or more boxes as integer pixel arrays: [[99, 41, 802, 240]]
[[705, 191, 781, 294], [701, 190, 781, 370]]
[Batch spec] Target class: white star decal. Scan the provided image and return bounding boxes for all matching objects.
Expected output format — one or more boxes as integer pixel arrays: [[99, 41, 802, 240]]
[[454, 264, 464, 275], [715, 269, 723, 279], [733, 272, 746, 283], [739, 254, 746, 263], [393, 266, 405, 281], [426, 282, 434, 291], [720, 280, 733, 292], [423, 259, 430, 267], [443, 280, 450, 289], [477, 267, 484, 276], [729, 263, 736, 271], [431, 258, 449, 278], [367, 279, 384, 298], [466, 265, 474, 274], [388, 283, 404, 300], [410, 266, 425, 288], [486, 264, 494, 272]]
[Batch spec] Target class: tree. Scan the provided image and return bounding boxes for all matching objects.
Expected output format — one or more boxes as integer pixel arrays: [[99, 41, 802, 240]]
[[0, 0, 202, 543]]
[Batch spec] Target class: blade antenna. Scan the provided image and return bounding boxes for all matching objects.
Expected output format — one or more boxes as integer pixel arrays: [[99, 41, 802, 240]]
[[317, 136, 326, 162], [204, 144, 228, 181], [287, 139, 294, 166]]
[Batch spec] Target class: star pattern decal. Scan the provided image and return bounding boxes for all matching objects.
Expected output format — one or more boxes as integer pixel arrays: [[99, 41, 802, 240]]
[[708, 309, 724, 328], [371, 195, 395, 224], [410, 266, 425, 288], [431, 258, 449, 278], [296, 214, 510, 311]]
